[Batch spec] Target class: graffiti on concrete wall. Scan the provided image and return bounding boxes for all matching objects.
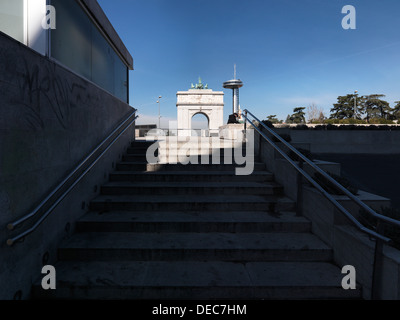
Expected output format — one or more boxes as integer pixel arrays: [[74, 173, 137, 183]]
[[0, 43, 98, 132]]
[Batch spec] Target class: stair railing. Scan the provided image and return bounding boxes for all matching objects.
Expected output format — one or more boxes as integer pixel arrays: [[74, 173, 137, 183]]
[[243, 109, 400, 300], [6, 109, 138, 247]]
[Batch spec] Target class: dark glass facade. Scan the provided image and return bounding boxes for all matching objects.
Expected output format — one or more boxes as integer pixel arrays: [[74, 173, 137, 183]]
[[51, 0, 128, 102]]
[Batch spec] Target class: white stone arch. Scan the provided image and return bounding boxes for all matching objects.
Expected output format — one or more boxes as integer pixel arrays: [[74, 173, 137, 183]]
[[177, 89, 224, 137]]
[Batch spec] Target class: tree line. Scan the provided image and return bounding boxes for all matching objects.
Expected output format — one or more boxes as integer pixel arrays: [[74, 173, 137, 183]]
[[266, 94, 400, 124]]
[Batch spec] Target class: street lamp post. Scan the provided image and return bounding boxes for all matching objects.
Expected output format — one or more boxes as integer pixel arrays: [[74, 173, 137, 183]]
[[354, 90, 358, 119], [157, 96, 162, 128]]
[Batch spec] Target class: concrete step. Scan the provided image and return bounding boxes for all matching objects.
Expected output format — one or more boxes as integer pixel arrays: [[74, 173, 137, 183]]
[[127, 144, 153, 155], [89, 195, 295, 212], [155, 156, 259, 166], [123, 154, 259, 163], [100, 181, 284, 196], [127, 145, 251, 154], [156, 139, 247, 145], [122, 154, 149, 162], [109, 171, 275, 183], [31, 138, 362, 300], [32, 261, 362, 300], [116, 162, 266, 172], [76, 211, 311, 233], [131, 140, 155, 147], [142, 143, 253, 155], [155, 139, 249, 148], [155, 149, 256, 160], [57, 232, 333, 262]]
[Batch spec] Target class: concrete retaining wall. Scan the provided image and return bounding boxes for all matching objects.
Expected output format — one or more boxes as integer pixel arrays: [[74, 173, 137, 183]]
[[0, 32, 135, 299], [302, 187, 400, 300], [274, 127, 400, 154], [258, 127, 400, 300]]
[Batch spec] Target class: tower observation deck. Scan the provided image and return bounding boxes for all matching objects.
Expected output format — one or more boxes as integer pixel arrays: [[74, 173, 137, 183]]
[[223, 65, 243, 114]]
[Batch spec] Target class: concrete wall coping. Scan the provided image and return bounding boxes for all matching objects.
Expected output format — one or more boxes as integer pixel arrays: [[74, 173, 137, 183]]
[[303, 185, 391, 203], [273, 124, 400, 128]]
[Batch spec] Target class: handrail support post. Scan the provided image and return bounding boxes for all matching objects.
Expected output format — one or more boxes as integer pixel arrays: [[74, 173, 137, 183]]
[[244, 110, 248, 142], [296, 160, 304, 216], [372, 221, 385, 300]]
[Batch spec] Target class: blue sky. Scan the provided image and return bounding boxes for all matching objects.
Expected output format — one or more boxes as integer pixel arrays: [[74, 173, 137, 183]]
[[98, 0, 400, 126]]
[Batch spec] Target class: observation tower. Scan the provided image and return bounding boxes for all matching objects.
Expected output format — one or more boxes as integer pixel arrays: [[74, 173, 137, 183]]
[[223, 65, 243, 114]]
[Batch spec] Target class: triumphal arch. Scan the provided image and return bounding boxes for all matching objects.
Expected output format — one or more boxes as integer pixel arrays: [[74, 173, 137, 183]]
[[176, 78, 224, 137]]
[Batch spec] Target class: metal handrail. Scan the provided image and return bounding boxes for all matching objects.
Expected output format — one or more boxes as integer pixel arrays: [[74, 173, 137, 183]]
[[7, 109, 138, 246], [243, 109, 400, 243]]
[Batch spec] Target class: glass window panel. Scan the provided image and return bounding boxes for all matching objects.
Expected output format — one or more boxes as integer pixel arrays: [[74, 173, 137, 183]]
[[0, 0, 25, 43], [114, 52, 128, 102], [91, 23, 114, 95], [51, 0, 92, 80]]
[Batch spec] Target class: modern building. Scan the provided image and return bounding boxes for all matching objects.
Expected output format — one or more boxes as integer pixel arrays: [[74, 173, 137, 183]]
[[0, 0, 133, 102], [0, 0, 135, 300]]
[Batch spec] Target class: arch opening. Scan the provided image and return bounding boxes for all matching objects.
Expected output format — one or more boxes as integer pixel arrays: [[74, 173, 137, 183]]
[[191, 113, 209, 137]]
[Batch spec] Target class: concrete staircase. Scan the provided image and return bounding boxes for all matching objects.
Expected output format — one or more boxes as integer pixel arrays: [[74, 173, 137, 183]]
[[32, 138, 362, 300]]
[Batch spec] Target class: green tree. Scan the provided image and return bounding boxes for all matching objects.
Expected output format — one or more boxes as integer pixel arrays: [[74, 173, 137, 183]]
[[285, 114, 293, 124], [265, 115, 281, 124], [290, 107, 306, 124], [330, 94, 362, 120], [392, 101, 400, 120], [362, 94, 392, 121]]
